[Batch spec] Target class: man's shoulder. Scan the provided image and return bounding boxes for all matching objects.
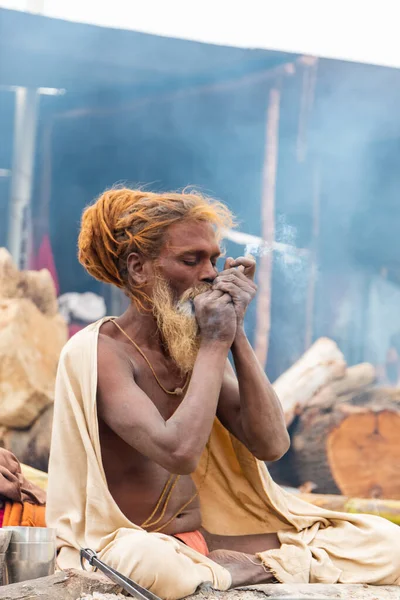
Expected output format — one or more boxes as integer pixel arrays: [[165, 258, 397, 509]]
[[60, 317, 111, 362]]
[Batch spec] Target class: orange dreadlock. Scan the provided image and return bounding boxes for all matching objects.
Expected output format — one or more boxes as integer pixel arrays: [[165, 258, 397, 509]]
[[78, 187, 234, 310]]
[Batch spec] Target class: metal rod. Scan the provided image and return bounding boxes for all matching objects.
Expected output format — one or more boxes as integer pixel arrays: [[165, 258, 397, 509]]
[[80, 548, 162, 600], [7, 87, 39, 269]]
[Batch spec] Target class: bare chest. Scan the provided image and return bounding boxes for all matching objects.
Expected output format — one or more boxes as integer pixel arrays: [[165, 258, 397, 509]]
[[130, 352, 189, 419]]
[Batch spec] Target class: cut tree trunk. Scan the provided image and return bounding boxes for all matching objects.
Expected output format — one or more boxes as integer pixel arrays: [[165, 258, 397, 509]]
[[0, 404, 53, 472], [287, 387, 400, 497], [305, 363, 376, 410], [272, 337, 346, 427]]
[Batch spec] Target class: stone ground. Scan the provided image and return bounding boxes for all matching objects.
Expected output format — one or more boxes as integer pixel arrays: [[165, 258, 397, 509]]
[[0, 569, 397, 599]]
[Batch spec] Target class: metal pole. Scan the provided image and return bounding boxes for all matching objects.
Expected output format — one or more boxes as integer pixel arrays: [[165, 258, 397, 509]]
[[7, 87, 39, 268]]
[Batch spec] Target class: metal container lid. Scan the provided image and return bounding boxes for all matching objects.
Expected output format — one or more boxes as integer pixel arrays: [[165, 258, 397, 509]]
[[3, 527, 56, 544]]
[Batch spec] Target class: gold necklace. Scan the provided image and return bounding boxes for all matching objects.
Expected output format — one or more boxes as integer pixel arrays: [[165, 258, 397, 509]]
[[110, 319, 191, 396]]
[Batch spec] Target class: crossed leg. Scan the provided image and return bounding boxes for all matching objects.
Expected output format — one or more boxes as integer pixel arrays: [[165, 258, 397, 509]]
[[201, 530, 280, 587]]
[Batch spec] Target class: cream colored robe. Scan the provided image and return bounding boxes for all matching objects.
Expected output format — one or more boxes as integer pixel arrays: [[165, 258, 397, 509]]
[[46, 318, 400, 599]]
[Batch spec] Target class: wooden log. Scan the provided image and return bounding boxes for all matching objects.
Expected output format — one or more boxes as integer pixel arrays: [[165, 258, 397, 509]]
[[272, 337, 346, 427], [329, 363, 376, 397], [305, 363, 376, 412], [0, 404, 53, 472], [292, 491, 400, 525], [286, 387, 400, 497], [0, 568, 122, 600]]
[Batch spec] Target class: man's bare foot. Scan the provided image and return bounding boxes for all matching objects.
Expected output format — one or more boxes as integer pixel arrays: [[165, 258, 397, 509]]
[[208, 549, 277, 588]]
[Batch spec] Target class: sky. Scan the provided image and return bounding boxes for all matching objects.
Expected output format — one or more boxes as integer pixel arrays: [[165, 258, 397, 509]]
[[1, 0, 399, 69]]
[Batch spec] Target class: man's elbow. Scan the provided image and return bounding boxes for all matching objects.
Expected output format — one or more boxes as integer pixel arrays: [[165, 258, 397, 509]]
[[253, 434, 290, 462], [168, 449, 201, 475]]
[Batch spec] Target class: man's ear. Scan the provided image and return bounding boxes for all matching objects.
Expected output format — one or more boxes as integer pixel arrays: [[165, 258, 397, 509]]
[[127, 252, 148, 285]]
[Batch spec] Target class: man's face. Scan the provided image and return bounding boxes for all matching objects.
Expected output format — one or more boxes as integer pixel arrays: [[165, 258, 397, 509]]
[[153, 220, 221, 300], [148, 220, 222, 373]]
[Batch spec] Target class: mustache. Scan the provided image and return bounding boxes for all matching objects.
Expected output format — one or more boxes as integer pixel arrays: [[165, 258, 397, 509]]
[[180, 282, 213, 302]]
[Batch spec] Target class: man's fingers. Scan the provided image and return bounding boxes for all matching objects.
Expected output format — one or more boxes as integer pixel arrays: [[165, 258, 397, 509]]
[[224, 257, 235, 270], [215, 292, 233, 304], [214, 281, 251, 300], [213, 279, 244, 295], [214, 274, 257, 294], [217, 267, 255, 284], [229, 256, 256, 281], [216, 269, 249, 283], [230, 255, 256, 268], [193, 289, 227, 307]]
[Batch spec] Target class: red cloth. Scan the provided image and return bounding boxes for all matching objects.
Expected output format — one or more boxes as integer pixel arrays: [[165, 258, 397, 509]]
[[0, 507, 5, 528], [68, 323, 85, 339], [174, 531, 209, 556]]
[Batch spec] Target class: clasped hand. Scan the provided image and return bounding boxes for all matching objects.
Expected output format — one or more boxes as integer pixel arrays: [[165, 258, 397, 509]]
[[212, 256, 257, 328], [194, 256, 257, 345]]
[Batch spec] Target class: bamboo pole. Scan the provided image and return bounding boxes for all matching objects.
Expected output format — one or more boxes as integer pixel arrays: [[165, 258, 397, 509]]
[[296, 56, 318, 163], [304, 164, 320, 350], [254, 87, 281, 368]]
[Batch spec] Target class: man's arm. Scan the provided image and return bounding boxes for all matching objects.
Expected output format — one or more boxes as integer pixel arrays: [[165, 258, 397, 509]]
[[213, 257, 290, 462], [97, 290, 236, 475], [217, 334, 290, 462]]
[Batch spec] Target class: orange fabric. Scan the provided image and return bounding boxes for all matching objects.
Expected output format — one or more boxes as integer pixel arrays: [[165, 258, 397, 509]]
[[174, 531, 209, 556], [3, 501, 46, 528]]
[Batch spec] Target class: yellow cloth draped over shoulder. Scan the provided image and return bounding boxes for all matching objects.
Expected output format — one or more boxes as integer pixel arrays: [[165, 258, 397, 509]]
[[46, 318, 400, 600]]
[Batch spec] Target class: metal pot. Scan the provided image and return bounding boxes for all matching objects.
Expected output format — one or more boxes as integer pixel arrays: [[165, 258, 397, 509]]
[[2, 527, 56, 585]]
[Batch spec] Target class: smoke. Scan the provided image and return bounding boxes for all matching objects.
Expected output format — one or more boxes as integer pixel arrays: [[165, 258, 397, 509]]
[[244, 215, 307, 273]]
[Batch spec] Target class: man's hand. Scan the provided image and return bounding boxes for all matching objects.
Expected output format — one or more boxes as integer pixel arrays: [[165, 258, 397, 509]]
[[212, 256, 257, 327], [194, 289, 237, 345]]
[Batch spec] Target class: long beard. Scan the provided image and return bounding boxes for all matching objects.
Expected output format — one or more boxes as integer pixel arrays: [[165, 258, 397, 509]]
[[152, 277, 211, 374]]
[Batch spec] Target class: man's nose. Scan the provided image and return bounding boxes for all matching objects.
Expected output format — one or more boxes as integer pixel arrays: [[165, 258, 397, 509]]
[[200, 262, 217, 283]]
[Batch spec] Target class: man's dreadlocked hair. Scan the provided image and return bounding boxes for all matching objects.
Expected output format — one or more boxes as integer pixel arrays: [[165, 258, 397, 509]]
[[78, 187, 234, 310]]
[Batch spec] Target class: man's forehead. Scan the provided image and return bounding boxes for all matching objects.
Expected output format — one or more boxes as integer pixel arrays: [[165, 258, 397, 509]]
[[163, 221, 221, 254], [166, 241, 221, 256]]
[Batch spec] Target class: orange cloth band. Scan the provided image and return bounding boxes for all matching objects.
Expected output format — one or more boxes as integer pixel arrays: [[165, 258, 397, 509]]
[[3, 501, 46, 528], [174, 530, 209, 556]]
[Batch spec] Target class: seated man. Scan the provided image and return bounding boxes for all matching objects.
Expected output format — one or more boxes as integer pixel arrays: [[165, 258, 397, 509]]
[[47, 188, 400, 599]]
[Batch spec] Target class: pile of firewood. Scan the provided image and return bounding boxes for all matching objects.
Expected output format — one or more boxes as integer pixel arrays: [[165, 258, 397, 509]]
[[0, 248, 67, 471], [270, 338, 400, 500]]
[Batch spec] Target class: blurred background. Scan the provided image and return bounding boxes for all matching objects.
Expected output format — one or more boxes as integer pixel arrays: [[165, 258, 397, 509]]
[[1, 1, 400, 504]]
